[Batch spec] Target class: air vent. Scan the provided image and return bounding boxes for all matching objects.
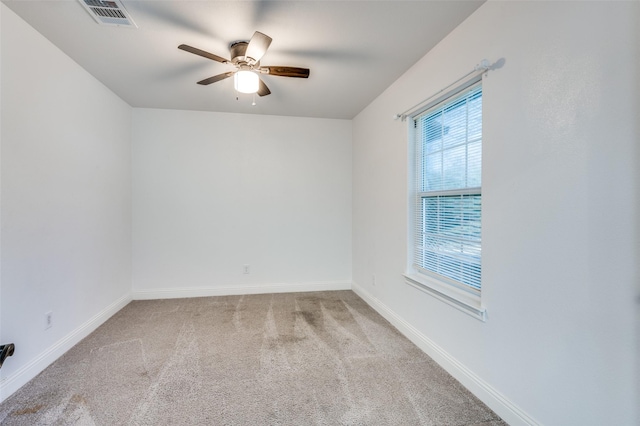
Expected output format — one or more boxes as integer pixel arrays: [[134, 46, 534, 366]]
[[78, 0, 137, 28]]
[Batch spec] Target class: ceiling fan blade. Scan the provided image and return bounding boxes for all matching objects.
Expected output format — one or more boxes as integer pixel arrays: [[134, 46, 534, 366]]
[[264, 66, 310, 78], [197, 72, 235, 85], [257, 79, 271, 97], [245, 31, 272, 63], [178, 44, 229, 64]]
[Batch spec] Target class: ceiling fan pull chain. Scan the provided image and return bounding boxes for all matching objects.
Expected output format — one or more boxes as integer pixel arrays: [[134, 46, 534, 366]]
[[252, 93, 256, 106]]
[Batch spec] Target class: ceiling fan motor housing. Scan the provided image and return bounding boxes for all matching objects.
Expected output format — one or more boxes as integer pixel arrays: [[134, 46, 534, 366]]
[[230, 41, 253, 66]]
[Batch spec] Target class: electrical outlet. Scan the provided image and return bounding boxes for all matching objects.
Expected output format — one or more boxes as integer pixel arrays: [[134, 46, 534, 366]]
[[243, 264, 250, 274], [45, 311, 53, 330]]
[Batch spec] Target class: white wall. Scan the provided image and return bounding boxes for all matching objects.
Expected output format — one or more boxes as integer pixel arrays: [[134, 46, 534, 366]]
[[0, 4, 132, 400], [352, 1, 638, 425], [132, 109, 352, 297]]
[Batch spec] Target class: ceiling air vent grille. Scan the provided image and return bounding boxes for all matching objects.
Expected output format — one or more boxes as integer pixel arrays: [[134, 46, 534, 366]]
[[78, 0, 137, 28]]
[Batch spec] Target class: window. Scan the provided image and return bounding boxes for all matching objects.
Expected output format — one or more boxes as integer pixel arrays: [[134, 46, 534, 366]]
[[406, 81, 484, 319]]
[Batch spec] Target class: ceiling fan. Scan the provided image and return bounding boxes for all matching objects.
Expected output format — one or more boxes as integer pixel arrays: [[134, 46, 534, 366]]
[[178, 31, 310, 97]]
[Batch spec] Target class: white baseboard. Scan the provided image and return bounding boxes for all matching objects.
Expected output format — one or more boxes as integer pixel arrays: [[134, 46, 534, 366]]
[[351, 281, 539, 426], [0, 292, 132, 403], [132, 280, 352, 300]]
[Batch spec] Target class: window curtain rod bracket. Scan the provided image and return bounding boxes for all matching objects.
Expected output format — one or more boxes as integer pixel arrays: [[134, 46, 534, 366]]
[[394, 59, 491, 122]]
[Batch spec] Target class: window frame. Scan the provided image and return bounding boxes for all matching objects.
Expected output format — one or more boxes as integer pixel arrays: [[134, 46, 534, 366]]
[[404, 77, 486, 321]]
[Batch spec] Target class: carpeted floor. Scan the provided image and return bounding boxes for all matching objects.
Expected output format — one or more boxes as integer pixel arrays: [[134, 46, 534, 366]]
[[0, 291, 506, 425]]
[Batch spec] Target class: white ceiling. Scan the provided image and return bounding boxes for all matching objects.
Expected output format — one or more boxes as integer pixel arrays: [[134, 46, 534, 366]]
[[2, 0, 484, 119]]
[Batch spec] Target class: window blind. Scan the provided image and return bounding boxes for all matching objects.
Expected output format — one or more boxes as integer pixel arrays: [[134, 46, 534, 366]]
[[413, 83, 482, 292]]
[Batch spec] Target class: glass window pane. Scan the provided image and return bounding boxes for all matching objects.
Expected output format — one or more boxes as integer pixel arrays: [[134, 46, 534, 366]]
[[424, 153, 442, 191], [442, 145, 466, 190], [423, 112, 444, 154], [467, 141, 481, 187], [443, 104, 467, 149]]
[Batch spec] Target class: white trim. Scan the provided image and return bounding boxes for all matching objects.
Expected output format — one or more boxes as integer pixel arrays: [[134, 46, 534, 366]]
[[351, 281, 540, 426], [404, 272, 486, 321], [418, 186, 481, 198], [131, 281, 352, 300], [0, 292, 132, 403]]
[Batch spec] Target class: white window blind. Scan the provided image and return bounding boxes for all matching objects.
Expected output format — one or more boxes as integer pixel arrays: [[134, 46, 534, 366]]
[[413, 83, 482, 293]]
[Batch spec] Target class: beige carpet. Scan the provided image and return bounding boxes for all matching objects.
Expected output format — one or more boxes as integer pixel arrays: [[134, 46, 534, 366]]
[[0, 291, 505, 425]]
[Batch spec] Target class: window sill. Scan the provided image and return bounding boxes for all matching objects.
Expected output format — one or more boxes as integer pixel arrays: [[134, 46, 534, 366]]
[[403, 272, 486, 321]]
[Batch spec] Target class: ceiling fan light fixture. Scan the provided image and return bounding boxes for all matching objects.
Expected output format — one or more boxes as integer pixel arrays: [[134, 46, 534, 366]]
[[234, 70, 259, 94]]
